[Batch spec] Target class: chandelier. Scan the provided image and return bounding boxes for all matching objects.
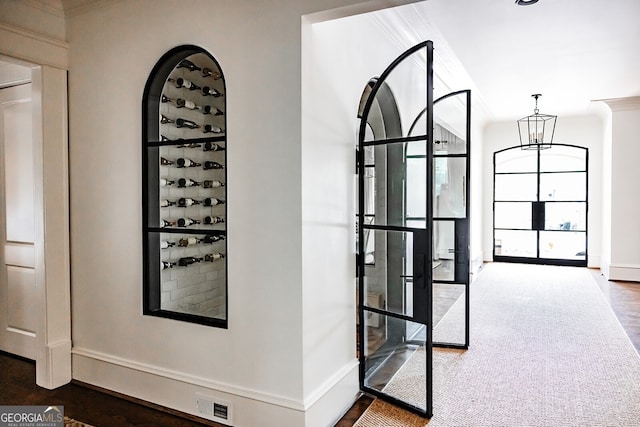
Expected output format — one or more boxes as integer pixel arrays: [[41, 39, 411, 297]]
[[517, 94, 556, 150]]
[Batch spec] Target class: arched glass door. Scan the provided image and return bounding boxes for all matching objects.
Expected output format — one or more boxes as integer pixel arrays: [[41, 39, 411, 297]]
[[493, 144, 588, 266], [357, 41, 434, 418]]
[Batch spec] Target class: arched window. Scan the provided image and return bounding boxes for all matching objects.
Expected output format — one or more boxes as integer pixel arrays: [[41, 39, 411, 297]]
[[142, 45, 227, 327]]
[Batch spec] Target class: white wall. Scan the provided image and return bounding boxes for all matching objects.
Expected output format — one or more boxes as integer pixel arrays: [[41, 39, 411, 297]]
[[602, 98, 640, 281], [65, 1, 421, 426], [0, 9, 72, 389], [482, 115, 604, 267]]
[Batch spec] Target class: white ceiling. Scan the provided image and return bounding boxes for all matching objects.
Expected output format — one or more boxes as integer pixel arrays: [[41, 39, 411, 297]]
[[397, 0, 640, 121], [4, 0, 640, 123]]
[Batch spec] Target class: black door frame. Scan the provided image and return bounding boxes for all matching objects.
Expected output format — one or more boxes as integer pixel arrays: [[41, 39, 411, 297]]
[[493, 144, 588, 267], [357, 40, 434, 418]]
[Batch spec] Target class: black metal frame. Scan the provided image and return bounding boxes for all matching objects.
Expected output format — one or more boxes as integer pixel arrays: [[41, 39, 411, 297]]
[[493, 143, 588, 267], [142, 45, 228, 328], [405, 90, 472, 349], [357, 40, 434, 418]]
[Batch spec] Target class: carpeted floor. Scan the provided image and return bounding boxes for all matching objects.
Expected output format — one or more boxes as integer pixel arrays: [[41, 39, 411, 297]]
[[355, 263, 640, 426]]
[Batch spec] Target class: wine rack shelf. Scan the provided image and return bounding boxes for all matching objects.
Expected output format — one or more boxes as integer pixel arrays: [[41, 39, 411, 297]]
[[143, 45, 227, 328]]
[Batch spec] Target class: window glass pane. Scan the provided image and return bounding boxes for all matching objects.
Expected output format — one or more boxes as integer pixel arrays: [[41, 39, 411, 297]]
[[544, 202, 586, 231], [494, 229, 537, 258], [495, 202, 532, 230], [540, 172, 586, 201], [494, 173, 537, 201], [540, 145, 586, 172], [495, 148, 537, 173], [540, 231, 586, 260]]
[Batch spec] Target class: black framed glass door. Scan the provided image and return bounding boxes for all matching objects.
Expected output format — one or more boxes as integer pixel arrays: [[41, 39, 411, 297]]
[[357, 41, 434, 418], [493, 144, 588, 266], [406, 90, 471, 349]]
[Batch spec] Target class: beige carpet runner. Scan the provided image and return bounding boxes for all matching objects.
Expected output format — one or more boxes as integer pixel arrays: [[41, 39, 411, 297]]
[[355, 263, 640, 426]]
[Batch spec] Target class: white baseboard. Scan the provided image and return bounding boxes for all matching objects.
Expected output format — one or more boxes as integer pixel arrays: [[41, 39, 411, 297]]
[[607, 263, 640, 282], [72, 347, 358, 427]]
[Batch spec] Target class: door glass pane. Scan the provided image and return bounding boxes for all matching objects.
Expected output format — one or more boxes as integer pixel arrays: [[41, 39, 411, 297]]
[[540, 231, 586, 260], [495, 202, 532, 229], [494, 173, 537, 201], [433, 283, 465, 345], [363, 229, 415, 318], [433, 220, 454, 281], [540, 145, 586, 172], [494, 229, 537, 257], [544, 202, 586, 231], [364, 140, 425, 227], [540, 172, 586, 201], [363, 312, 428, 412], [406, 157, 426, 219], [434, 157, 466, 218], [363, 48, 427, 141], [433, 92, 468, 155], [495, 148, 537, 173]]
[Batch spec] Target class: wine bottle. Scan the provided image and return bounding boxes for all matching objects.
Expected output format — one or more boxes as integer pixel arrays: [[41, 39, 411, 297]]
[[177, 217, 201, 227], [203, 161, 224, 170], [204, 253, 225, 262], [170, 77, 201, 91], [161, 95, 173, 103], [160, 115, 174, 124], [177, 178, 201, 188], [176, 158, 202, 168], [202, 234, 225, 244], [160, 240, 175, 249], [178, 236, 202, 247], [202, 68, 222, 79], [176, 98, 200, 110], [203, 197, 225, 206], [203, 180, 224, 188], [160, 199, 176, 207], [176, 143, 202, 149], [204, 215, 224, 225], [203, 142, 225, 152], [160, 178, 176, 187], [178, 197, 201, 207], [178, 256, 202, 267], [202, 86, 222, 97], [203, 124, 223, 134], [177, 59, 201, 72], [176, 118, 200, 129], [161, 261, 175, 269], [160, 157, 174, 166], [202, 105, 223, 116], [161, 219, 175, 228]]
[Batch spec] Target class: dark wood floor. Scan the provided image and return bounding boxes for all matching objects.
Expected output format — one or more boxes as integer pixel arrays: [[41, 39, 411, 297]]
[[1, 267, 638, 427], [0, 352, 221, 426]]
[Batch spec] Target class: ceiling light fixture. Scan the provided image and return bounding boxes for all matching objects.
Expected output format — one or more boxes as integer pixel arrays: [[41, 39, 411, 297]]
[[517, 94, 556, 150], [515, 0, 539, 5]]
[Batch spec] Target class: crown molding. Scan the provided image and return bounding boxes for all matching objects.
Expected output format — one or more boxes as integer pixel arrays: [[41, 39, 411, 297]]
[[594, 96, 640, 112]]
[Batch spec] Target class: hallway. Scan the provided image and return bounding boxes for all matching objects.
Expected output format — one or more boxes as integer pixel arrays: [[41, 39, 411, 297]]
[[2, 267, 638, 427]]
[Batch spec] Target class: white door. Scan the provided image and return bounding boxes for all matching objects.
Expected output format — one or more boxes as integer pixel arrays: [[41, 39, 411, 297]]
[[0, 83, 36, 360]]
